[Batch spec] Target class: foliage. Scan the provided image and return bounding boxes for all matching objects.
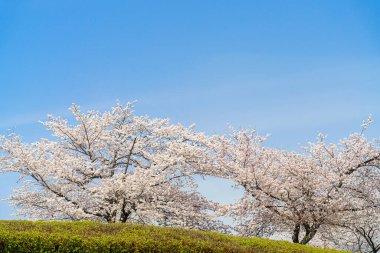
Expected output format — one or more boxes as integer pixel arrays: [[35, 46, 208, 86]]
[[0, 103, 378, 250], [0, 220, 347, 253], [208, 123, 379, 245], [0, 103, 223, 231]]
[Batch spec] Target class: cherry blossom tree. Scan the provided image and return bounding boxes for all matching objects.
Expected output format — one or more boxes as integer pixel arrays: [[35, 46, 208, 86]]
[[0, 103, 225, 231], [209, 124, 379, 244], [0, 101, 378, 247]]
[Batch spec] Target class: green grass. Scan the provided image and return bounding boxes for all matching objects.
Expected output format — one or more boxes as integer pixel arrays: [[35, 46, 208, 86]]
[[0, 220, 347, 253]]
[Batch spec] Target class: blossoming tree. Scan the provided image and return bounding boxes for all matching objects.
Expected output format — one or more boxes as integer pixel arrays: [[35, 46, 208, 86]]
[[0, 102, 378, 248], [0, 103, 224, 231], [209, 124, 379, 244]]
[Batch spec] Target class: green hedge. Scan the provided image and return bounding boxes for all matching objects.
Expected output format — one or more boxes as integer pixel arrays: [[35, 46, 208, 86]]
[[0, 220, 346, 253]]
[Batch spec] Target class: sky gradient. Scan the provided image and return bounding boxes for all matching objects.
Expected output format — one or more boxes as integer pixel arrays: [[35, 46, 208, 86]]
[[0, 0, 379, 219]]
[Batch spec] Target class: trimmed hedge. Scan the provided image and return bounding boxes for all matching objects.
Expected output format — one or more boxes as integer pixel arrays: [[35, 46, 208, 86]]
[[0, 220, 346, 253]]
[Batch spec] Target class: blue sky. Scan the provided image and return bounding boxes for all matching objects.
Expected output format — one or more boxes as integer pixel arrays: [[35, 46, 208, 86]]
[[0, 0, 379, 219]]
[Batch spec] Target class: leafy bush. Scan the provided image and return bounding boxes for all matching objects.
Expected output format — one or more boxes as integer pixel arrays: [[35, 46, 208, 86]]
[[0, 220, 346, 252]]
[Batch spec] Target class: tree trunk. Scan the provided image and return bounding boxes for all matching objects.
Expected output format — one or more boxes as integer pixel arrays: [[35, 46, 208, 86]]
[[292, 224, 301, 243], [299, 223, 319, 245]]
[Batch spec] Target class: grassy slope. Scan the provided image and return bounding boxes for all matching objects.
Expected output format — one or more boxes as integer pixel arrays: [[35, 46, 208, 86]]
[[0, 220, 347, 253]]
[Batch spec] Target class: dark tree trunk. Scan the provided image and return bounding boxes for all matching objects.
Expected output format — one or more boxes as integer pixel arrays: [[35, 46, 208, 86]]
[[292, 224, 301, 243], [292, 223, 319, 245], [299, 223, 319, 245]]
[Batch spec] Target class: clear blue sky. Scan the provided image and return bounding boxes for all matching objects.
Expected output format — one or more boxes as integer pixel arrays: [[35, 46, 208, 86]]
[[0, 0, 379, 219]]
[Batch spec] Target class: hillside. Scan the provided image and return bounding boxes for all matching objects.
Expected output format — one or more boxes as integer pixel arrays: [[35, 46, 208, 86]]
[[0, 220, 346, 253]]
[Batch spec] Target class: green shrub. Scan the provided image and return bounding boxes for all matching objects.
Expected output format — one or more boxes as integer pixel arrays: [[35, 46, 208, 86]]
[[0, 221, 347, 253]]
